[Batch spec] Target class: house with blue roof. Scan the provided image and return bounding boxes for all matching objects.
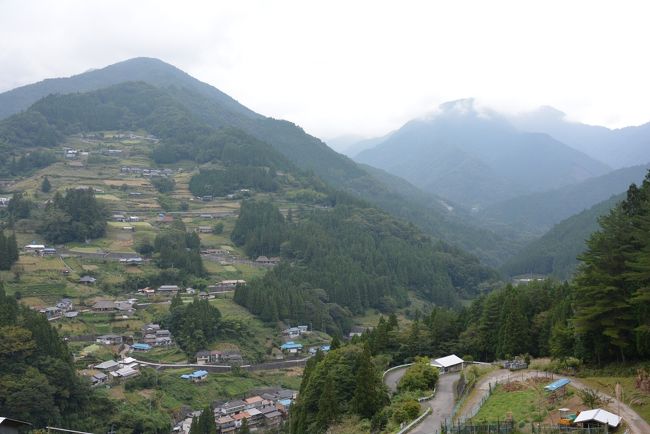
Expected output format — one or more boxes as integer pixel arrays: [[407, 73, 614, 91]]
[[180, 370, 208, 382], [131, 343, 152, 352], [280, 341, 303, 354]]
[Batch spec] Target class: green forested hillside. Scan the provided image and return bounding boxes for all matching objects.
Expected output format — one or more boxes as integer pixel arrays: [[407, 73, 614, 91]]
[[501, 194, 624, 279], [0, 58, 517, 266], [478, 164, 650, 235], [233, 199, 498, 333]]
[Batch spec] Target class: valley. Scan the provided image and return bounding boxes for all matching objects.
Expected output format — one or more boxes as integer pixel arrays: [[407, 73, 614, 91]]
[[0, 57, 649, 434]]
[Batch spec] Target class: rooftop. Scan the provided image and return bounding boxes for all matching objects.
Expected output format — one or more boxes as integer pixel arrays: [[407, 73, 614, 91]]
[[431, 354, 464, 368], [574, 409, 621, 427]]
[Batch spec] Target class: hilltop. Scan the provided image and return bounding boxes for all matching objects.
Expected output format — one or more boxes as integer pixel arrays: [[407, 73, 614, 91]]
[[0, 57, 516, 265]]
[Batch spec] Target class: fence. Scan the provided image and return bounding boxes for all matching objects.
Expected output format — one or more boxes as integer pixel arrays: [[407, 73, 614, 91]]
[[441, 419, 515, 433], [530, 424, 607, 434]]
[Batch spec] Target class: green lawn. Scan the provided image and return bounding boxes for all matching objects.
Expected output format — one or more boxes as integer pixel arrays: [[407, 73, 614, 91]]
[[473, 383, 548, 424]]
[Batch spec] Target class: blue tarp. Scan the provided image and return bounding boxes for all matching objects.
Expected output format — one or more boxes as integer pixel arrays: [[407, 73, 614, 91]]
[[545, 378, 570, 392]]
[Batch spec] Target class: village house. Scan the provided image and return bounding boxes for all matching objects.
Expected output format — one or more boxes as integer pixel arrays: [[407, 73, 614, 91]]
[[220, 350, 243, 364], [255, 256, 281, 266], [219, 400, 247, 416], [282, 325, 309, 338], [196, 350, 222, 365], [91, 372, 108, 386], [197, 226, 212, 233], [131, 343, 152, 352], [215, 415, 236, 433], [180, 370, 208, 382], [111, 366, 139, 379], [42, 247, 57, 255], [40, 306, 62, 320], [157, 285, 180, 295], [212, 280, 246, 293], [138, 287, 155, 297], [112, 214, 127, 222], [280, 341, 303, 354], [244, 396, 264, 410], [92, 300, 118, 312], [94, 360, 120, 372], [24, 244, 45, 253], [96, 334, 123, 345], [0, 197, 9, 207], [56, 298, 73, 311], [79, 275, 97, 285]]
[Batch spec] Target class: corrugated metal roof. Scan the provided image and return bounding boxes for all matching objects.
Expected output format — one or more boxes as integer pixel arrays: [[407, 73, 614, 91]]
[[574, 409, 621, 427], [544, 378, 571, 391]]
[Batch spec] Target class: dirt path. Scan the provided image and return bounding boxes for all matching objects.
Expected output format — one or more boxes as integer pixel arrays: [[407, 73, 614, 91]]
[[457, 369, 650, 434]]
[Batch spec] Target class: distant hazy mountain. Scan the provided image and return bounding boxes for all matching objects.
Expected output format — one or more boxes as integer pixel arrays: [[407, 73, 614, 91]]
[[326, 134, 390, 157], [511, 106, 650, 168], [356, 99, 610, 208], [478, 164, 650, 235], [0, 58, 516, 265], [501, 193, 624, 280]]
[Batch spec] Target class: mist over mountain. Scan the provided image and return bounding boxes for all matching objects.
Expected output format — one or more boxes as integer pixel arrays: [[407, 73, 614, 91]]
[[355, 99, 610, 208], [511, 106, 650, 168], [478, 163, 650, 235]]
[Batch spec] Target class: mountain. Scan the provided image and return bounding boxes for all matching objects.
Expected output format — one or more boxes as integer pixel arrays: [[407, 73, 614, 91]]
[[326, 133, 392, 158], [355, 99, 610, 208], [500, 193, 624, 279], [0, 58, 516, 265], [478, 164, 650, 235], [512, 106, 650, 168]]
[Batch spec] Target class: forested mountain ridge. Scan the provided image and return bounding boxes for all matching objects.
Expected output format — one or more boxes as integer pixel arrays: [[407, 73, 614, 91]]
[[478, 163, 650, 235], [500, 193, 624, 279], [0, 58, 517, 265], [0, 80, 498, 325], [355, 99, 610, 208], [233, 200, 498, 332]]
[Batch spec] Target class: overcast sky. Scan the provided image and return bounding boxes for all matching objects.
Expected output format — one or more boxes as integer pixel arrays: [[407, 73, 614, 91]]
[[1, 0, 650, 140]]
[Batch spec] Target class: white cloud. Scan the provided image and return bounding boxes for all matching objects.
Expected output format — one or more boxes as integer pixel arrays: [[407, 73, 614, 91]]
[[1, 0, 650, 138]]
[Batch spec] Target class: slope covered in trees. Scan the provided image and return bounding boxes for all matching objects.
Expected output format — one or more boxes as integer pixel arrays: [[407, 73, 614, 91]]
[[501, 194, 624, 279], [478, 164, 650, 235], [38, 188, 107, 244], [0, 283, 114, 429], [290, 344, 388, 433], [572, 173, 650, 363], [233, 199, 498, 333], [0, 57, 518, 266]]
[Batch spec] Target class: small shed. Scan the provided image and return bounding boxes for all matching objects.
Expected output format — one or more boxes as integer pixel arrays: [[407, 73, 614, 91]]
[[574, 408, 622, 429], [430, 354, 465, 373], [544, 378, 571, 401]]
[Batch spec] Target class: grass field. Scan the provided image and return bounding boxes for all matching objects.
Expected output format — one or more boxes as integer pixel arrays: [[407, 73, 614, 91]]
[[473, 381, 552, 425], [580, 376, 650, 424]]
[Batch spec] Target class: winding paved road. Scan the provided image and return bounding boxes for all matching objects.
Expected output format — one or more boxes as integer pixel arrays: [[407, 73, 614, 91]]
[[385, 367, 650, 434], [384, 366, 459, 434]]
